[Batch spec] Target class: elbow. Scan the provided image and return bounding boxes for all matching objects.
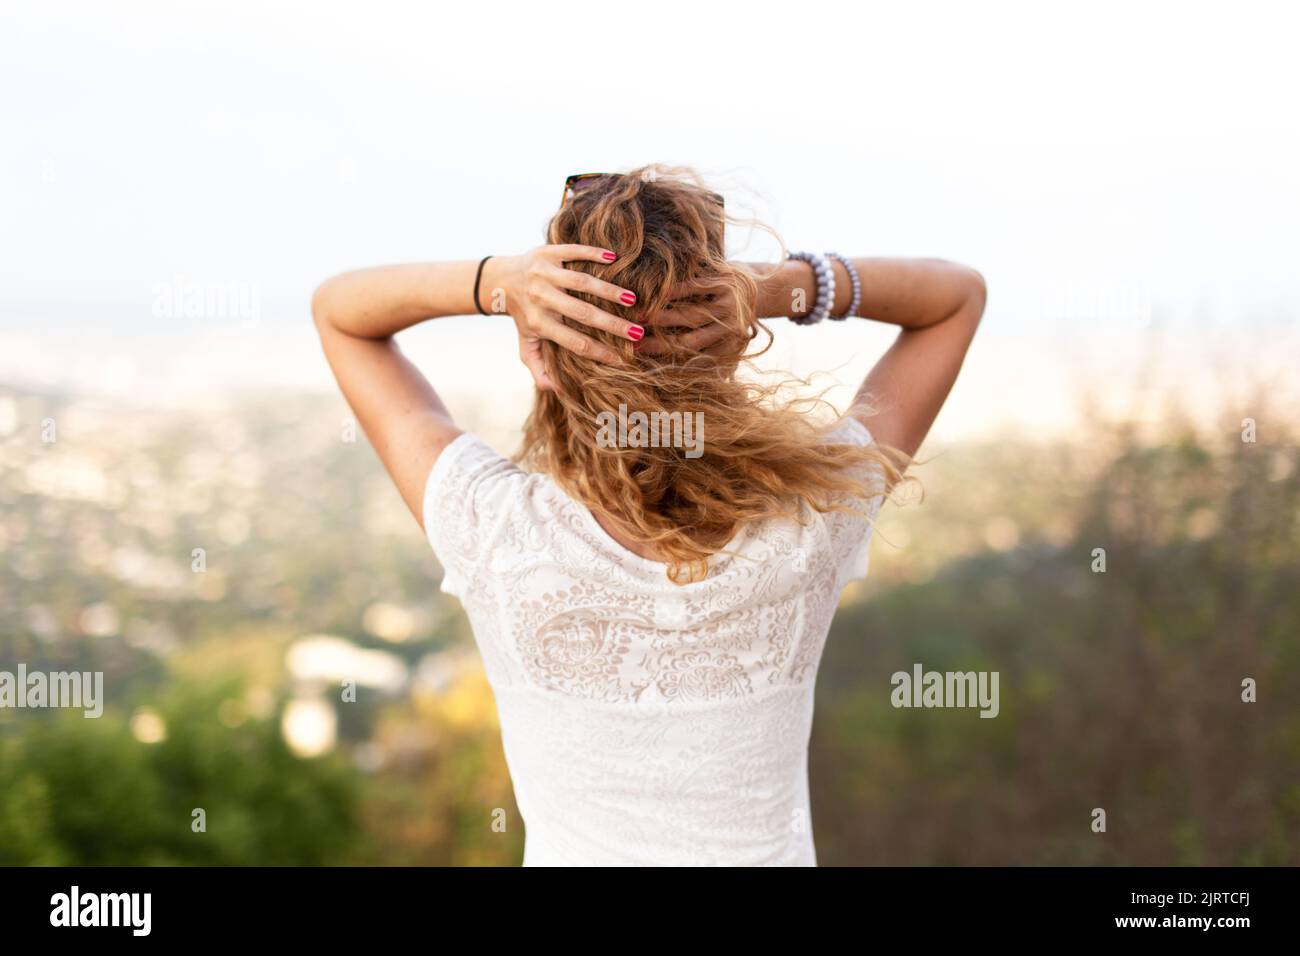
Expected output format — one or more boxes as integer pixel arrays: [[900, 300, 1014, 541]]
[[959, 264, 987, 320], [929, 258, 986, 318], [310, 281, 334, 332]]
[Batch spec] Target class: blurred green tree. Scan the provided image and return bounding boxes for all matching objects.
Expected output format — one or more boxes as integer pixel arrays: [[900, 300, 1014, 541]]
[[0, 678, 361, 865]]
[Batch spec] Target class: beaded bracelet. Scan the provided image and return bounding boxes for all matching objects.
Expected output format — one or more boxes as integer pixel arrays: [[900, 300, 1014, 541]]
[[787, 251, 835, 325], [825, 252, 861, 320]]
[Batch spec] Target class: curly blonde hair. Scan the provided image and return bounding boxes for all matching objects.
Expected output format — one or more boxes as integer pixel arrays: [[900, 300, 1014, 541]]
[[518, 165, 907, 583]]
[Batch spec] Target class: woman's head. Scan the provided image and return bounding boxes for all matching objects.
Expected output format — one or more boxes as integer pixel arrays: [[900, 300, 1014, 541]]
[[519, 165, 904, 583], [548, 168, 756, 367]]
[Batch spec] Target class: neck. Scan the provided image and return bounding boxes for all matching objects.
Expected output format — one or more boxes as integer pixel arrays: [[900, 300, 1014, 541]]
[[590, 508, 664, 561]]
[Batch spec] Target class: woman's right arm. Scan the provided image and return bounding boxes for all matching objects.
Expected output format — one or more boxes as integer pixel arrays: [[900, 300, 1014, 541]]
[[757, 257, 986, 460]]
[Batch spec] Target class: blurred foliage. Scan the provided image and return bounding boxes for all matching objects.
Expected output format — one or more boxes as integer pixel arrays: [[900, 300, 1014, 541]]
[[0, 679, 359, 865], [1, 386, 1296, 865], [352, 668, 523, 866], [813, 417, 1300, 865]]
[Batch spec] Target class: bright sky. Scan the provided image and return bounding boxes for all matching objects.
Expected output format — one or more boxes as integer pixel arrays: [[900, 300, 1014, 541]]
[[2, 0, 1297, 442]]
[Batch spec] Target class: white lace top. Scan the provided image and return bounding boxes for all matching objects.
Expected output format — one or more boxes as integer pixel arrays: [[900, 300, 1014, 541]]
[[422, 417, 883, 866]]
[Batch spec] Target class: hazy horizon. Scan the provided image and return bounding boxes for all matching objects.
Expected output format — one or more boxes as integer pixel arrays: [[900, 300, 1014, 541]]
[[3, 1, 1297, 443]]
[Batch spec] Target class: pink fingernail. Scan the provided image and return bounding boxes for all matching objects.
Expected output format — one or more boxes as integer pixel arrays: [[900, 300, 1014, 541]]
[[627, 325, 644, 341], [620, 291, 637, 305], [602, 251, 617, 261]]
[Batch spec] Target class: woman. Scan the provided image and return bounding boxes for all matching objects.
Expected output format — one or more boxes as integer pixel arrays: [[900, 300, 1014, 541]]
[[312, 167, 985, 865]]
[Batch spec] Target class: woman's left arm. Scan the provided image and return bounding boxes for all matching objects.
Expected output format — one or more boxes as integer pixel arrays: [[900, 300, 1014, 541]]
[[311, 247, 641, 529]]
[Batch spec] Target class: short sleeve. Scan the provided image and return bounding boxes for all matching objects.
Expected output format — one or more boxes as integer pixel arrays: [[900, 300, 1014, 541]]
[[421, 432, 524, 599], [822, 416, 887, 584]]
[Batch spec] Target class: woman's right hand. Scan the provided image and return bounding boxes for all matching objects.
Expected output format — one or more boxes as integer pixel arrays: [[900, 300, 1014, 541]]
[[486, 245, 646, 390], [634, 277, 751, 356]]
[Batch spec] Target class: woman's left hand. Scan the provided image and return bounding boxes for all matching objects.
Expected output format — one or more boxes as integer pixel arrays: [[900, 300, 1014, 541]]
[[486, 245, 645, 390]]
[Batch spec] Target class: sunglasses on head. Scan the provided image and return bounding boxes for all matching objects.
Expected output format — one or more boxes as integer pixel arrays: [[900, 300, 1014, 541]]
[[561, 172, 725, 209]]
